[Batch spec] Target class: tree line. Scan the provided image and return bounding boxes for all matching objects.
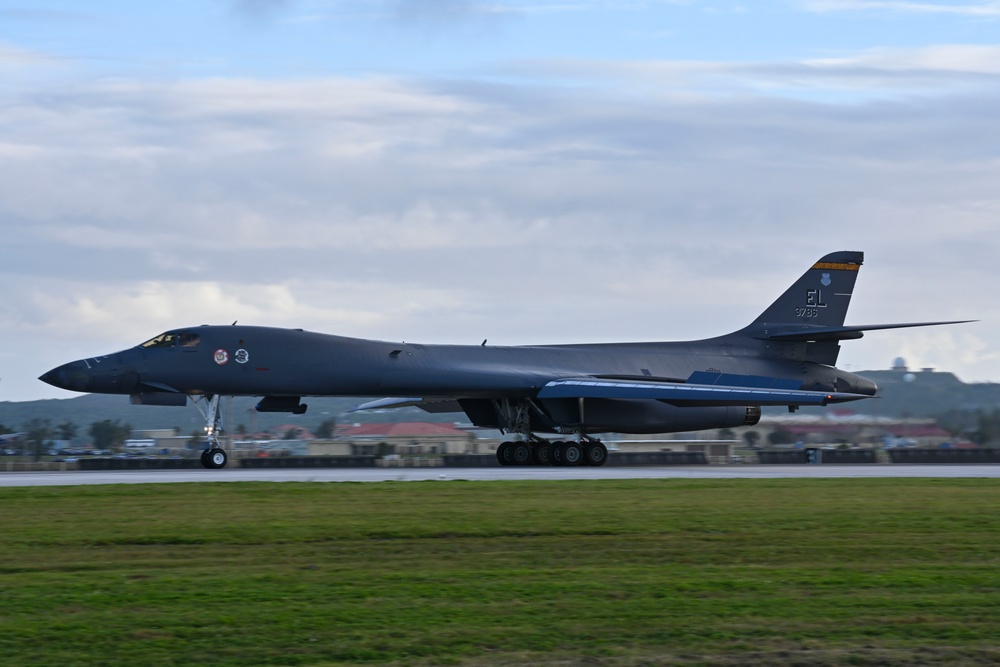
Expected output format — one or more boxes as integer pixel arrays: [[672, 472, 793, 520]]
[[937, 409, 1000, 446], [0, 414, 341, 459], [0, 418, 134, 458]]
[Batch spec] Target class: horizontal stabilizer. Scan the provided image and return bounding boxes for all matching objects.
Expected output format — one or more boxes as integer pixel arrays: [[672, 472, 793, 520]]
[[538, 378, 869, 407], [763, 320, 975, 342]]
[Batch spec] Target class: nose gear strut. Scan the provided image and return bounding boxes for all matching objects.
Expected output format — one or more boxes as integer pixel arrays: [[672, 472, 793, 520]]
[[193, 394, 228, 469]]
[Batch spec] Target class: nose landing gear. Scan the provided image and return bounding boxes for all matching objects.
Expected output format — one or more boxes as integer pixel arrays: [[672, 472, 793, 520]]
[[194, 395, 228, 469]]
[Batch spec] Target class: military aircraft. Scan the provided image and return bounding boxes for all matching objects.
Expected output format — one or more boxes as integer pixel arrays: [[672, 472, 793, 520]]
[[40, 251, 969, 469]]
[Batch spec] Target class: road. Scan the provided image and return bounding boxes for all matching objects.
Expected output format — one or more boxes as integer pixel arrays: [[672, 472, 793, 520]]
[[2, 465, 1000, 487]]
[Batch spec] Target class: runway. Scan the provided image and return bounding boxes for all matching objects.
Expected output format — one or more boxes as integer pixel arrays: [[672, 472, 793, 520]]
[[2, 465, 1000, 487]]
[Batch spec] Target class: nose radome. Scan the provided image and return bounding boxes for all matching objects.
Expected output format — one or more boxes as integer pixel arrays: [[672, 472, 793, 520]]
[[39, 361, 91, 392]]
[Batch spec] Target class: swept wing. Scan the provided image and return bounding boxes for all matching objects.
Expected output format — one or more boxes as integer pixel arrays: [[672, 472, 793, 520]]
[[354, 372, 870, 414], [537, 377, 868, 407]]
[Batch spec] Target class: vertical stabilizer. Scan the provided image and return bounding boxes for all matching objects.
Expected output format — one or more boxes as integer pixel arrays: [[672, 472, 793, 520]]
[[740, 251, 864, 365], [753, 251, 864, 332]]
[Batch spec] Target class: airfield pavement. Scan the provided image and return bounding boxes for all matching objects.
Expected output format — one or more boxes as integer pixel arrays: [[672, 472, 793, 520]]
[[1, 464, 1000, 487]]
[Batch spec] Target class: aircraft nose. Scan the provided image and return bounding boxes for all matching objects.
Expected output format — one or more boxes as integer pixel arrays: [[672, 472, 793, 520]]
[[39, 360, 92, 392]]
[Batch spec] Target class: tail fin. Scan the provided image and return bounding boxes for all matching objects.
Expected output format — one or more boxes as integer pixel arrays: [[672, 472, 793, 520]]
[[739, 250, 972, 365], [753, 250, 864, 334], [741, 251, 864, 366]]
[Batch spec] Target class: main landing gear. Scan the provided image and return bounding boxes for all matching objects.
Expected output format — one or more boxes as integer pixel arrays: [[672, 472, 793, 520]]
[[489, 398, 609, 467], [193, 395, 228, 469], [495, 438, 608, 467]]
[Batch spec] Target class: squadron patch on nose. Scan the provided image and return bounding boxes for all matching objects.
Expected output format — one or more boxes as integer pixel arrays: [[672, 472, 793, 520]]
[[821, 272, 832, 287], [214, 349, 229, 365], [234, 349, 249, 364]]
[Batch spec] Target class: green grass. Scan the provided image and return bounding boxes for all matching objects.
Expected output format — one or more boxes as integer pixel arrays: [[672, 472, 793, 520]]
[[1, 479, 999, 666]]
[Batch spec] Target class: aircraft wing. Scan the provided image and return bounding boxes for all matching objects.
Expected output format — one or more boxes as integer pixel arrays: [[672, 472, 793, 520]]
[[537, 377, 869, 407], [355, 376, 870, 413]]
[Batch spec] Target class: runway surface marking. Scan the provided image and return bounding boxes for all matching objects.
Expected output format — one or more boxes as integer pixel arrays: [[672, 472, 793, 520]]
[[2, 465, 1000, 487]]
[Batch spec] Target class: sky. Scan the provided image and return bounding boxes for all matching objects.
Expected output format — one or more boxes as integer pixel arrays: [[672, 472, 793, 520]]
[[2, 0, 998, 401]]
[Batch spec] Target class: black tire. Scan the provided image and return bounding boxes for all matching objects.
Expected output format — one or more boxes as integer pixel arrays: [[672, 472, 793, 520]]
[[200, 449, 212, 469], [512, 443, 532, 465], [550, 441, 565, 466], [533, 442, 551, 465], [562, 442, 583, 466], [496, 441, 513, 466], [207, 448, 228, 469], [585, 442, 608, 467]]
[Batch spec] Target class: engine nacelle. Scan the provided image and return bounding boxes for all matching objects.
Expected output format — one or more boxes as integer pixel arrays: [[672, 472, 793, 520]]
[[539, 398, 761, 434]]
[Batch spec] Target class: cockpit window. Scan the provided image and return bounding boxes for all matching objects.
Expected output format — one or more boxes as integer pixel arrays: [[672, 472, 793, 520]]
[[141, 333, 177, 349], [179, 333, 201, 347]]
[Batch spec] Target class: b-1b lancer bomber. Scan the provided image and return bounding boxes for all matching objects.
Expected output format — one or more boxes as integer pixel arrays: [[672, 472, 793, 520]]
[[40, 251, 969, 469]]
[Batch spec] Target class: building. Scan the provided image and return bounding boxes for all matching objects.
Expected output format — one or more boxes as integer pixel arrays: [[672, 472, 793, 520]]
[[336, 422, 480, 456], [608, 433, 739, 463], [748, 413, 964, 449]]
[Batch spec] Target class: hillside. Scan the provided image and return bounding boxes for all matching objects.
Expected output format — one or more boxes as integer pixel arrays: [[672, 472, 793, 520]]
[[858, 369, 1000, 417]]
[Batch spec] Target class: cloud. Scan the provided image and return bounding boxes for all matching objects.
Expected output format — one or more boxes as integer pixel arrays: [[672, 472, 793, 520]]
[[385, 0, 523, 34], [0, 40, 57, 68], [516, 48, 1000, 101], [392, 0, 481, 22], [230, 0, 295, 20], [226, 0, 521, 28], [807, 44, 1000, 74], [802, 1, 1000, 16], [389, 0, 602, 22], [4, 47, 1000, 399], [0, 9, 96, 23]]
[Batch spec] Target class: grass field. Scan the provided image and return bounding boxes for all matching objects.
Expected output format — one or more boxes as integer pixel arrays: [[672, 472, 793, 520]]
[[1, 478, 999, 666]]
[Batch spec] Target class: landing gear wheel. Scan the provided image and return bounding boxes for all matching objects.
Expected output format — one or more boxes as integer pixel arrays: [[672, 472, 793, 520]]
[[584, 442, 608, 467], [200, 449, 211, 468], [496, 441, 514, 466], [533, 442, 551, 465], [562, 442, 583, 466], [512, 443, 532, 466], [206, 448, 228, 469], [550, 441, 565, 466]]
